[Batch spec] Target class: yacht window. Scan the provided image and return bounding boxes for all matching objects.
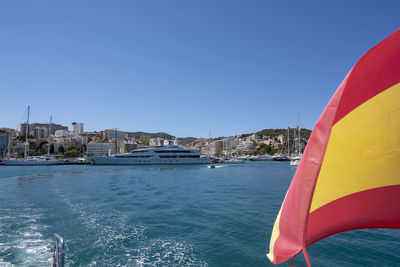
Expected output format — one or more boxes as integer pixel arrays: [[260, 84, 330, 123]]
[[159, 155, 200, 158]]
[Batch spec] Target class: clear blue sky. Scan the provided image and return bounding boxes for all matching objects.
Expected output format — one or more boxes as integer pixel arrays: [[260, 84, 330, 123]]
[[1, 1, 399, 138]]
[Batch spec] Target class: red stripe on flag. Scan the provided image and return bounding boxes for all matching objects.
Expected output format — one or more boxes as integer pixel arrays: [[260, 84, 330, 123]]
[[306, 185, 400, 246], [333, 29, 400, 125]]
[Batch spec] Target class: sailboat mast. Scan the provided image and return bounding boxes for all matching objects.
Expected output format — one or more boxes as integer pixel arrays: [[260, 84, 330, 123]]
[[7, 134, 11, 158], [298, 126, 301, 154], [287, 127, 290, 157], [48, 115, 52, 156], [297, 113, 301, 154], [24, 105, 30, 159], [293, 128, 297, 155]]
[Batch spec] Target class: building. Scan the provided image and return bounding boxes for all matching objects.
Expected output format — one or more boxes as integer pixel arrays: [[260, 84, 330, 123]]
[[0, 128, 18, 138], [55, 130, 69, 138], [278, 134, 284, 144], [71, 122, 84, 136], [210, 140, 223, 156], [16, 143, 25, 153], [87, 143, 115, 156], [102, 130, 125, 141], [119, 141, 139, 153], [75, 136, 88, 145], [149, 137, 165, 147], [79, 132, 102, 142], [138, 135, 150, 145], [21, 123, 68, 137], [0, 134, 10, 156]]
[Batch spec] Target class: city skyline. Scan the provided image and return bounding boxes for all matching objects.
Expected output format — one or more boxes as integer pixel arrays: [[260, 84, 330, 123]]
[[1, 118, 310, 139], [1, 1, 399, 137]]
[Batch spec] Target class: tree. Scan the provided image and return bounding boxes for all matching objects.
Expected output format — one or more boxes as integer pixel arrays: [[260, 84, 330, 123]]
[[63, 150, 78, 158], [50, 144, 54, 154], [58, 145, 65, 154]]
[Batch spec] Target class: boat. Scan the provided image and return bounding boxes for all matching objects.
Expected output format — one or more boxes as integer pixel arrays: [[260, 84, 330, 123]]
[[2, 107, 64, 166], [249, 155, 265, 161], [249, 155, 274, 161], [272, 154, 290, 161], [289, 157, 300, 166], [3, 156, 64, 166], [88, 145, 212, 165], [224, 157, 245, 164], [289, 121, 302, 166]]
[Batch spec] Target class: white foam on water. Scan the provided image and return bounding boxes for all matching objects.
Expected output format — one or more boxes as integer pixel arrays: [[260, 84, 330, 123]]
[[0, 258, 15, 267], [0, 206, 52, 266], [133, 239, 208, 267], [61, 194, 150, 265], [88, 260, 97, 266]]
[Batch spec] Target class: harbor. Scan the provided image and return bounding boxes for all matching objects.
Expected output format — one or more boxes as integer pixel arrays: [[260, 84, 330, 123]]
[[1, 162, 399, 266], [1, 1, 400, 266]]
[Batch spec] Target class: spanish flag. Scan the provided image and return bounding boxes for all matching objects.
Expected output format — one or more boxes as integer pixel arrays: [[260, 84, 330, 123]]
[[267, 29, 400, 265]]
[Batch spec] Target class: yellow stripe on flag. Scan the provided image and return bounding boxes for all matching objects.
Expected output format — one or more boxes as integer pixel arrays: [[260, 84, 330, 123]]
[[310, 82, 400, 212], [267, 190, 289, 262]]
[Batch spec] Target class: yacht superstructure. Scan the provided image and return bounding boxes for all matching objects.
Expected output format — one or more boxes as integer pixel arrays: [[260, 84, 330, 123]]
[[88, 145, 211, 165]]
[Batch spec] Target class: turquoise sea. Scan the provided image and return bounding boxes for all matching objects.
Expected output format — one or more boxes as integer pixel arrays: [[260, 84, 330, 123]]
[[0, 162, 399, 266]]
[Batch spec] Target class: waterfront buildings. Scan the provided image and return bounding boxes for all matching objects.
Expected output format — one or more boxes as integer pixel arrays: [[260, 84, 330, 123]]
[[0, 118, 310, 159]]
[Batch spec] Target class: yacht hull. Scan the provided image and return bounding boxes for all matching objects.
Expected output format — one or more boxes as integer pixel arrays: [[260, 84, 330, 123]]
[[2, 160, 64, 166], [88, 157, 211, 165]]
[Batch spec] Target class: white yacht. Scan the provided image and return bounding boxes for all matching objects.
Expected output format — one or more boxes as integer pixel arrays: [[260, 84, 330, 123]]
[[88, 145, 211, 165]]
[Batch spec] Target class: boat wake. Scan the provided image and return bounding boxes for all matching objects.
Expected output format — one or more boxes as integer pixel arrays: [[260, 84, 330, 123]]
[[133, 239, 208, 267], [60, 194, 207, 266], [0, 207, 52, 266]]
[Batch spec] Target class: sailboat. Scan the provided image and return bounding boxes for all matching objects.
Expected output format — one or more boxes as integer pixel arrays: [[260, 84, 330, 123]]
[[289, 122, 302, 166], [2, 106, 64, 166]]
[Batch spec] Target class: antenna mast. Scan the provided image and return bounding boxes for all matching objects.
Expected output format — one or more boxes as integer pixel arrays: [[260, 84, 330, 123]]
[[48, 115, 52, 156], [24, 106, 30, 159]]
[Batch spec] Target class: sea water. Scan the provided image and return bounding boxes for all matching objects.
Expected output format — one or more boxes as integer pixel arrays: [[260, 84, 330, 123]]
[[0, 162, 399, 266]]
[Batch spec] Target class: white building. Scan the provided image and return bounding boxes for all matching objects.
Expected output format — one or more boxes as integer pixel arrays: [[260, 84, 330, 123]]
[[72, 122, 84, 136], [87, 143, 115, 156], [55, 130, 69, 138], [149, 137, 165, 147]]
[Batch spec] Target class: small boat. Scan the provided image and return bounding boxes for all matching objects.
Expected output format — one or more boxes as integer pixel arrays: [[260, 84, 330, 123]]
[[208, 163, 216, 168]]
